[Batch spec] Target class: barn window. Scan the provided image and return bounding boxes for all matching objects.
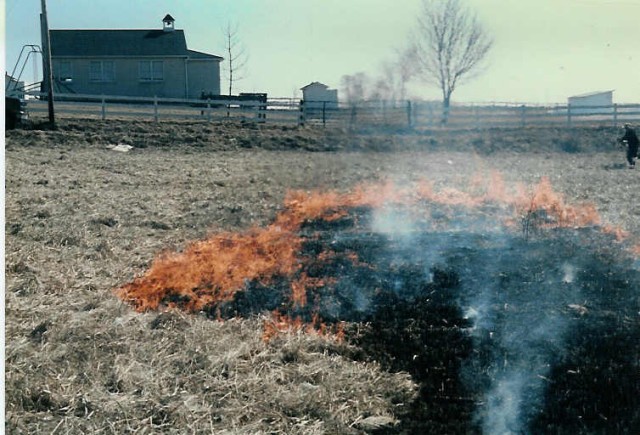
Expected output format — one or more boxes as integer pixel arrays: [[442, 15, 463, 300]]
[[89, 61, 115, 82], [57, 61, 73, 82], [139, 61, 164, 81]]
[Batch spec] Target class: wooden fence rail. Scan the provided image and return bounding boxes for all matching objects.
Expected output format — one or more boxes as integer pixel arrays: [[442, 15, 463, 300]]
[[25, 92, 640, 129]]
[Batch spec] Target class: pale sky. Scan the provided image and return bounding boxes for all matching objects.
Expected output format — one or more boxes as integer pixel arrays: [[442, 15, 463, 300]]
[[4, 0, 640, 104]]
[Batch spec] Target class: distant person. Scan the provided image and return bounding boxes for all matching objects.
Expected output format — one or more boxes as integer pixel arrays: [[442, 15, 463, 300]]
[[618, 124, 639, 169]]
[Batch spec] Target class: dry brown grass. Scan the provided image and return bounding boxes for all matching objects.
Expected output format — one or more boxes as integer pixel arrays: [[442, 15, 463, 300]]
[[5, 119, 639, 433]]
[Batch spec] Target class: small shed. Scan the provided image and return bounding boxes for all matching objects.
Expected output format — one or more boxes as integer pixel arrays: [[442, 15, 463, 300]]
[[301, 82, 338, 109], [568, 90, 613, 114]]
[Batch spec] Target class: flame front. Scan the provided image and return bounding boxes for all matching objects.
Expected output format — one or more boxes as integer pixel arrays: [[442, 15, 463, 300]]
[[116, 174, 610, 315], [116, 227, 302, 311]]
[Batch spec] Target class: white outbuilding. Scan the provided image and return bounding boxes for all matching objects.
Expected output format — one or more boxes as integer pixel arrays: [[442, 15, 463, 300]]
[[568, 90, 613, 114], [301, 82, 338, 109]]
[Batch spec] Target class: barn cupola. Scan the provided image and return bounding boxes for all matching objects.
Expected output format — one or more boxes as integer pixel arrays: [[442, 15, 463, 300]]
[[162, 14, 175, 32]]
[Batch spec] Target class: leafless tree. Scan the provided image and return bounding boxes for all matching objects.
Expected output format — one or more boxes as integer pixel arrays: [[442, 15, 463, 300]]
[[340, 72, 371, 106], [376, 47, 419, 105], [370, 61, 401, 103], [412, 0, 492, 122], [222, 22, 248, 97], [396, 45, 419, 101], [342, 48, 417, 107]]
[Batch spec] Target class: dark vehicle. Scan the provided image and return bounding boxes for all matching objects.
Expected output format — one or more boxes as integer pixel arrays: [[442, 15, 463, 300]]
[[5, 96, 28, 129], [196, 92, 267, 120]]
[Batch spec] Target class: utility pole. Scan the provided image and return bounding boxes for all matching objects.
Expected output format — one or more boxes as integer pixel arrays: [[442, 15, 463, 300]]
[[40, 0, 55, 127]]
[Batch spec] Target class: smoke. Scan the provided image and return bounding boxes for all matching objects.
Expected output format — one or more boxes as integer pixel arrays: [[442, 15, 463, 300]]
[[367, 197, 590, 434], [117, 176, 639, 432], [371, 205, 417, 236], [561, 262, 576, 283], [456, 235, 586, 434], [483, 374, 526, 434]]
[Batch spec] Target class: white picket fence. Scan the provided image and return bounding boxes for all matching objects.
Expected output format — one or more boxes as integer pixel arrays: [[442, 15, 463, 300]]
[[25, 92, 640, 129], [26, 92, 270, 123]]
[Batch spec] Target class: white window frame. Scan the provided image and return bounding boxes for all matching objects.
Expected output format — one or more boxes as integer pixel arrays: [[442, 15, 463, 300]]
[[89, 61, 115, 83], [139, 60, 164, 82]]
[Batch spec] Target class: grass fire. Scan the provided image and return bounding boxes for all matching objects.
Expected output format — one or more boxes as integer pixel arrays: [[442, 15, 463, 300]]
[[6, 120, 640, 433], [115, 175, 602, 315], [116, 174, 639, 433]]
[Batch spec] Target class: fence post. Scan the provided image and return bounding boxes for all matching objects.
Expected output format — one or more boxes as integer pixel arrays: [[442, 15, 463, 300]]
[[260, 99, 267, 123], [473, 106, 480, 130], [407, 101, 412, 128], [298, 100, 305, 126], [101, 95, 106, 120], [411, 101, 417, 128], [520, 104, 526, 128], [613, 103, 618, 127], [153, 95, 158, 123], [350, 104, 357, 130], [567, 104, 572, 127], [428, 104, 434, 127], [382, 100, 387, 124], [206, 98, 211, 122], [322, 101, 326, 126]]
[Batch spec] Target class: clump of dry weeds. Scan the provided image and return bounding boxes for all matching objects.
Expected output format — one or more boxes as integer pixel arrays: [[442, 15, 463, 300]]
[[7, 299, 415, 433]]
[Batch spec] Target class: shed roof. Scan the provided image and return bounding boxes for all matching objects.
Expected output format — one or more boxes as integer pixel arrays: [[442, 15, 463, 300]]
[[50, 29, 222, 59], [301, 81, 329, 90], [568, 90, 614, 99]]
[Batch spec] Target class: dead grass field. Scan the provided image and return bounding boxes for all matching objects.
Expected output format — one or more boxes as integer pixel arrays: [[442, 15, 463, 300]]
[[5, 120, 639, 433]]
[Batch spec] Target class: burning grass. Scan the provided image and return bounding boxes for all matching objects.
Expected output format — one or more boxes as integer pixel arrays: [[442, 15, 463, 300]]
[[114, 173, 640, 433], [115, 175, 606, 318], [5, 119, 640, 433]]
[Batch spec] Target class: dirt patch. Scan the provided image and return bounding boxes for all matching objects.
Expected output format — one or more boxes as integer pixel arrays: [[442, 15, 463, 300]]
[[5, 119, 639, 433]]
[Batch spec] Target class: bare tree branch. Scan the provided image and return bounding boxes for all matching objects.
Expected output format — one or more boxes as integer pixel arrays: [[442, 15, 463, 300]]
[[340, 72, 371, 106], [412, 0, 492, 120], [222, 22, 249, 97], [341, 46, 418, 107]]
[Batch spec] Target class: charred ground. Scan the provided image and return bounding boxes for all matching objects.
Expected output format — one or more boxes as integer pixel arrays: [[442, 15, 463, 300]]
[[5, 119, 640, 434], [202, 203, 640, 434]]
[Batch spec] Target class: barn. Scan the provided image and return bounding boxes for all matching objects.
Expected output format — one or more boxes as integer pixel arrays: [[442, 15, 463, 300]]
[[49, 14, 223, 99]]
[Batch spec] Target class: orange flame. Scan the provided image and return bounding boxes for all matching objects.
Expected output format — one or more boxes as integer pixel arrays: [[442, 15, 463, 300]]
[[290, 273, 337, 307], [116, 173, 608, 316], [523, 177, 601, 228], [262, 312, 345, 342], [116, 227, 302, 311]]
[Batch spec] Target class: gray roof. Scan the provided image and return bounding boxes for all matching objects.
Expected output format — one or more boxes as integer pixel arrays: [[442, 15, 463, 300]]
[[301, 81, 329, 90], [568, 90, 614, 99], [50, 29, 222, 59]]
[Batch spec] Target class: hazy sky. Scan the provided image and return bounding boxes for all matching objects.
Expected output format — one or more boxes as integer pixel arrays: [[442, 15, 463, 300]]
[[4, 0, 640, 103]]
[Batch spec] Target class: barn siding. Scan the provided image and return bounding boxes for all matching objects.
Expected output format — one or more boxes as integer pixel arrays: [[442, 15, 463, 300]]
[[53, 57, 223, 99]]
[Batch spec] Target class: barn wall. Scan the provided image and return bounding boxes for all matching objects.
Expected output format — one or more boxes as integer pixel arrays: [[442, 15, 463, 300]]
[[187, 59, 221, 98], [52, 57, 189, 98]]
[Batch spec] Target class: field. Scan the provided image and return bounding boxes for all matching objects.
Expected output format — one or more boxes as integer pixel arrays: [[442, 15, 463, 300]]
[[5, 120, 640, 433]]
